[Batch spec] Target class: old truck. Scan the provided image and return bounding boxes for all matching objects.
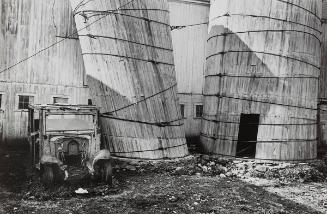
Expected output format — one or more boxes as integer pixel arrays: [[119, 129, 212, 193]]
[[28, 104, 112, 184]]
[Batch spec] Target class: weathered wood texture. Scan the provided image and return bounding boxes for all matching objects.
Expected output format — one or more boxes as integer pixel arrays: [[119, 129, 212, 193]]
[[319, 104, 327, 148], [318, 0, 327, 149], [71, 0, 188, 159], [168, 0, 209, 138], [320, 0, 327, 100], [0, 0, 89, 145], [201, 0, 321, 161]]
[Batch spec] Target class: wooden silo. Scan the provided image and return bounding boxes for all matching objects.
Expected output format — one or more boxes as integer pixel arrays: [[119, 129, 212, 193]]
[[0, 0, 89, 146], [319, 0, 327, 154], [70, 0, 188, 159], [201, 0, 321, 161], [168, 0, 210, 140]]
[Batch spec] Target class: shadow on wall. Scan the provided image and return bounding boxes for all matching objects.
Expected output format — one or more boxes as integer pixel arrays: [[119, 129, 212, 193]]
[[0, 73, 183, 153], [86, 75, 186, 156], [1, 138, 30, 151]]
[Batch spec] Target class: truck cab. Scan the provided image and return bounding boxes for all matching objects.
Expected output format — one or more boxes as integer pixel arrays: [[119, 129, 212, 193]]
[[28, 104, 112, 184]]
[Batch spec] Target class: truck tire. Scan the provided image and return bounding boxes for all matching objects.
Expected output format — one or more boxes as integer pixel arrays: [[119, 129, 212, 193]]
[[101, 161, 112, 185]]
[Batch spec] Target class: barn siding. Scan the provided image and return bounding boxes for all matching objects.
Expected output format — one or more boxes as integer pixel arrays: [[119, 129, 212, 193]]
[[0, 0, 89, 145], [168, 0, 209, 138]]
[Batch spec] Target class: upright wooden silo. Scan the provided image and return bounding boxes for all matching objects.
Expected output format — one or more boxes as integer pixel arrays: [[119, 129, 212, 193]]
[[0, 0, 89, 146], [319, 0, 327, 149], [201, 0, 321, 161], [70, 0, 188, 159], [168, 0, 210, 140]]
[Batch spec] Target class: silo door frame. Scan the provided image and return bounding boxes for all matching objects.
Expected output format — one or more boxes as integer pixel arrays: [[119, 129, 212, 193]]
[[236, 114, 260, 158]]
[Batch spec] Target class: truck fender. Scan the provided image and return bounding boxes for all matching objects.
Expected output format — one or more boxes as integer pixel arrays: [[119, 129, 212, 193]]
[[40, 155, 68, 181], [86, 149, 111, 175]]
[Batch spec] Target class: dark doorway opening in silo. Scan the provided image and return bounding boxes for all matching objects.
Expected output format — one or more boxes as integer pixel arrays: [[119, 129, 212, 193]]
[[236, 114, 260, 158]]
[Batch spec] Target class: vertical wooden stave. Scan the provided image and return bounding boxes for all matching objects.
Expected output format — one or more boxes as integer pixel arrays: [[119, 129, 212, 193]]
[[319, 0, 327, 155]]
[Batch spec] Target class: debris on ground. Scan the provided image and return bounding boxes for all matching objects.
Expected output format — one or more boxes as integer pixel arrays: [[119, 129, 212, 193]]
[[75, 188, 88, 194], [113, 155, 327, 184]]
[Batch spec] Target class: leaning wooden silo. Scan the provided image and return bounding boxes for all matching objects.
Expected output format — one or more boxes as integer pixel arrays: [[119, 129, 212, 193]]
[[70, 0, 188, 159], [201, 0, 321, 161]]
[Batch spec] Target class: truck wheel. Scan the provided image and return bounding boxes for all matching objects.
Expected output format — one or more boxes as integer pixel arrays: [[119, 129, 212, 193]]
[[42, 164, 54, 185], [101, 161, 112, 185]]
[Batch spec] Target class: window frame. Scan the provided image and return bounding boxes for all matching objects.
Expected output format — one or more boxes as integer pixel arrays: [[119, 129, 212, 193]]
[[194, 104, 204, 119], [16, 93, 35, 111], [52, 95, 69, 104], [88, 98, 93, 106]]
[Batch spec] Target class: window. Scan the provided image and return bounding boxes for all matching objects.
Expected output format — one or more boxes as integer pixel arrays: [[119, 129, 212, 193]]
[[34, 119, 40, 131], [180, 104, 185, 118], [53, 97, 68, 104], [195, 105, 203, 118], [18, 95, 34, 110], [88, 99, 93, 105]]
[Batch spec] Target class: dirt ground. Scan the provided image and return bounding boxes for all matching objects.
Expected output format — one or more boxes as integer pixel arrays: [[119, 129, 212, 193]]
[[243, 177, 327, 213], [0, 148, 326, 214]]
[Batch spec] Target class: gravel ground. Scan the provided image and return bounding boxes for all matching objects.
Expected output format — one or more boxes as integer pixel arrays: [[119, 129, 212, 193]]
[[265, 182, 327, 213]]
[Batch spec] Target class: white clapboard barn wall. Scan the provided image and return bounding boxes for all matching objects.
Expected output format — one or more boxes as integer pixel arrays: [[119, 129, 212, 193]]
[[319, 0, 327, 153], [201, 0, 321, 161], [168, 0, 209, 140], [0, 0, 89, 146], [70, 0, 189, 159]]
